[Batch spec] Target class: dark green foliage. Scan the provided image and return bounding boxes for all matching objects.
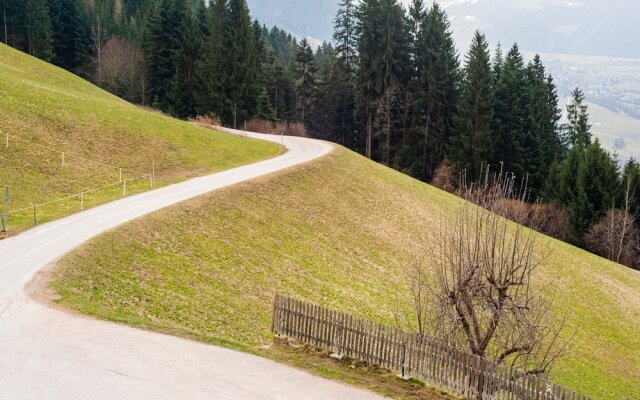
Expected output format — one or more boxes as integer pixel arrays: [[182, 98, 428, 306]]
[[293, 39, 316, 125], [565, 88, 592, 148], [492, 44, 528, 178], [169, 0, 201, 118], [450, 31, 494, 180], [145, 0, 185, 111], [48, 0, 90, 72], [546, 141, 619, 240]]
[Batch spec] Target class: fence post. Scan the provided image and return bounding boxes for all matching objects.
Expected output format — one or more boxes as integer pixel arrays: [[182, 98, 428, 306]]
[[397, 341, 410, 380], [80, 192, 84, 210], [33, 205, 37, 226], [122, 179, 127, 197], [1, 186, 8, 234], [330, 313, 346, 360], [119, 168, 122, 183]]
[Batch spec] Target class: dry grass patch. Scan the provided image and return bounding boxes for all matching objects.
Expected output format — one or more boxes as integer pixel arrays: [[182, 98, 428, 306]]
[[53, 148, 640, 399]]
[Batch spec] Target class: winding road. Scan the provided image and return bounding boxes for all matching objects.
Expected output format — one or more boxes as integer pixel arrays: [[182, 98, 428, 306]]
[[0, 131, 382, 399]]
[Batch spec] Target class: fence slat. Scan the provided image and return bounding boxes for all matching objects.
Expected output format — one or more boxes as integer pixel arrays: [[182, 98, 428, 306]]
[[271, 296, 590, 400]]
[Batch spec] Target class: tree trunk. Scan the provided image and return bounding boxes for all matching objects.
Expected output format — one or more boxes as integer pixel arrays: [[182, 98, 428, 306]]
[[233, 101, 237, 129], [366, 110, 372, 159]]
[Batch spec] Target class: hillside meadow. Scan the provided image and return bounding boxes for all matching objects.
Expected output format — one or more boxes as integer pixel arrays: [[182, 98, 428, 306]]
[[0, 43, 281, 233], [53, 147, 640, 400]]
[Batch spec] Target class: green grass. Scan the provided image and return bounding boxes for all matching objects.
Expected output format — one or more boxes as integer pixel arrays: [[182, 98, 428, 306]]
[[53, 148, 640, 400], [0, 43, 282, 233]]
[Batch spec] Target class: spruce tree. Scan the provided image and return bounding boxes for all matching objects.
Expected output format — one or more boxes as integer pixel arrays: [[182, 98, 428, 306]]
[[25, 0, 52, 61], [451, 31, 494, 180], [412, 3, 459, 179], [169, 0, 202, 118], [48, 0, 89, 72], [226, 0, 256, 128], [566, 87, 592, 148], [145, 0, 186, 112], [293, 39, 317, 125], [332, 0, 357, 147], [493, 43, 527, 178]]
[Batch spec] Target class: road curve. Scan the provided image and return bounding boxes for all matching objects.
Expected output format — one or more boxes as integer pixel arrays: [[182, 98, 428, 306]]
[[0, 131, 382, 400]]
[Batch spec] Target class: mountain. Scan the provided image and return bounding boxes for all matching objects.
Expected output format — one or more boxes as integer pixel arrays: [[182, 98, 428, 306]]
[[246, 0, 337, 46], [247, 0, 640, 58]]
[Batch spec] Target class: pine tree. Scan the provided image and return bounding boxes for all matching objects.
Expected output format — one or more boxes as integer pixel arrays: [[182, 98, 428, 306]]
[[332, 0, 357, 147], [25, 0, 52, 61], [293, 38, 317, 125], [566, 87, 592, 148], [145, 0, 185, 111], [450, 31, 494, 180], [48, 0, 89, 72], [493, 43, 527, 178], [225, 0, 259, 127], [195, 0, 228, 117], [169, 0, 202, 118], [412, 3, 459, 179]]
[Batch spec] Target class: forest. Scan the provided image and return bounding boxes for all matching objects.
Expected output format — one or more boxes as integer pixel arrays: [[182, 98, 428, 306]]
[[2, 0, 640, 270]]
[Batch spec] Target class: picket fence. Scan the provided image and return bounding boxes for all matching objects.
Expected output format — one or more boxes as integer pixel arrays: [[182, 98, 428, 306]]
[[271, 295, 590, 400]]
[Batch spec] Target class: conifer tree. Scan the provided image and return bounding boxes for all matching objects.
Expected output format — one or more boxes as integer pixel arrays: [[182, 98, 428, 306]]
[[493, 43, 527, 177], [48, 0, 90, 72], [195, 0, 228, 117], [451, 31, 494, 180], [412, 3, 459, 179], [169, 0, 202, 118], [25, 0, 52, 61], [293, 39, 317, 125], [566, 87, 592, 148], [145, 0, 185, 111], [226, 0, 256, 127], [332, 0, 357, 147]]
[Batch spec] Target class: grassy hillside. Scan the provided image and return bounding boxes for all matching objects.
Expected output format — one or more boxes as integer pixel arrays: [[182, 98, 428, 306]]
[[0, 44, 281, 232], [53, 147, 640, 400]]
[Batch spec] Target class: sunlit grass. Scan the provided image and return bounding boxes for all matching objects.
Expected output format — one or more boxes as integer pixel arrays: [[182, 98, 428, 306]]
[[53, 148, 640, 400], [0, 43, 282, 234]]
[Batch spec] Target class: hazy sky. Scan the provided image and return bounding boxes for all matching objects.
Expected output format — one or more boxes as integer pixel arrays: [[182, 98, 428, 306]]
[[247, 0, 640, 58]]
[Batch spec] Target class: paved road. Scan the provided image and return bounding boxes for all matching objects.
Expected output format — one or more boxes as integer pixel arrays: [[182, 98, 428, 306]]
[[0, 131, 382, 399]]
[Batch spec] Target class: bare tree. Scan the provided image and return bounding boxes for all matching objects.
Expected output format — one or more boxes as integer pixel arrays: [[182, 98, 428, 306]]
[[91, 12, 107, 82], [100, 36, 146, 104], [408, 169, 573, 379], [586, 176, 639, 268]]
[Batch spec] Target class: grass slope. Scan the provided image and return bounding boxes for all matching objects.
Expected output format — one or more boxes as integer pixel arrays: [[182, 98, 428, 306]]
[[0, 44, 281, 232], [53, 148, 640, 399]]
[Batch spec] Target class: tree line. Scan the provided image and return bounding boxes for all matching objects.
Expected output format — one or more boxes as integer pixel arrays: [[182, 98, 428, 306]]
[[1, 0, 639, 269]]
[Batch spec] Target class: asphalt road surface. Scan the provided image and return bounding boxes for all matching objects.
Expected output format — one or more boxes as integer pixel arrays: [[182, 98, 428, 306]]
[[0, 131, 383, 400]]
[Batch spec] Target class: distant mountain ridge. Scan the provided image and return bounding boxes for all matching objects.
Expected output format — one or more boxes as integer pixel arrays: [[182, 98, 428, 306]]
[[247, 0, 640, 58]]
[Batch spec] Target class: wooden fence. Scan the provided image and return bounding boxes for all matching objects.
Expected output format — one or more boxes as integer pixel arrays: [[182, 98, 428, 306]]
[[272, 295, 590, 400]]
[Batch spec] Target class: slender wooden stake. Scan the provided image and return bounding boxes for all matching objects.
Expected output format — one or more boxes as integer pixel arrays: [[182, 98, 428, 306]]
[[80, 192, 84, 210], [122, 179, 126, 197], [119, 168, 122, 183], [2, 186, 8, 233], [33, 205, 37, 226]]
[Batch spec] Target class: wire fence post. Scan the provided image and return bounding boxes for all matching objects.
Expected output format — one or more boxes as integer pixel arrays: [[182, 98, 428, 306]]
[[1, 186, 7, 234], [80, 192, 84, 210], [33, 205, 37, 226], [152, 161, 155, 187], [122, 179, 126, 197]]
